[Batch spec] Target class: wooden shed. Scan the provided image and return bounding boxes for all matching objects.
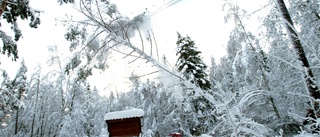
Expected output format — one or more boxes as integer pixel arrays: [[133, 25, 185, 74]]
[[104, 109, 144, 137]]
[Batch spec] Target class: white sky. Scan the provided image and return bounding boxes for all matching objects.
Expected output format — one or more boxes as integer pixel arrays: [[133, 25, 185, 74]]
[[0, 0, 268, 95]]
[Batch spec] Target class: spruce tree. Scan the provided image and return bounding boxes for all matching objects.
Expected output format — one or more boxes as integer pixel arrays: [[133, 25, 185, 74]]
[[176, 33, 211, 90], [175, 33, 213, 135], [2, 60, 27, 134]]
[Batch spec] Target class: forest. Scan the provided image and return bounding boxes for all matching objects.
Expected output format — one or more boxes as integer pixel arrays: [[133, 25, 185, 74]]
[[1, 0, 320, 136]]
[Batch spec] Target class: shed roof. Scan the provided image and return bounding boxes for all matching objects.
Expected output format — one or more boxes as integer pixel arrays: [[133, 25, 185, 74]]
[[104, 109, 144, 121]]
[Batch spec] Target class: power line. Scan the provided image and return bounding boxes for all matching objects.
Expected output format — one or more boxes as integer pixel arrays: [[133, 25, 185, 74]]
[[149, 0, 182, 16]]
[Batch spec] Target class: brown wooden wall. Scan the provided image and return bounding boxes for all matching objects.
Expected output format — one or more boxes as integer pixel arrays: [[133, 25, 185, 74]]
[[106, 117, 142, 137]]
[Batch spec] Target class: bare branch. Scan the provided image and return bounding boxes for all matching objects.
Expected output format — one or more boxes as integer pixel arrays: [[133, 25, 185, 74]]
[[129, 24, 144, 64], [122, 50, 137, 59], [147, 30, 153, 57], [95, 0, 109, 28], [111, 49, 142, 58], [79, 0, 113, 34], [79, 29, 106, 53], [130, 71, 159, 78], [89, 34, 115, 60], [151, 29, 160, 61]]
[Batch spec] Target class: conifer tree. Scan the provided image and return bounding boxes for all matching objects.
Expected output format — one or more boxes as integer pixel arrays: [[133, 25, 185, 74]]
[[1, 60, 28, 134], [175, 33, 211, 91], [12, 60, 27, 134], [175, 33, 213, 135]]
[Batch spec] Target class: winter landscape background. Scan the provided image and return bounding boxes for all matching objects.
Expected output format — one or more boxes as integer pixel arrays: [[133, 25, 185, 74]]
[[0, 0, 320, 136]]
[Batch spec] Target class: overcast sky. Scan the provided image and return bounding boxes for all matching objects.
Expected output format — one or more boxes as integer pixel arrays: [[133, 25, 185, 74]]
[[0, 0, 267, 95]]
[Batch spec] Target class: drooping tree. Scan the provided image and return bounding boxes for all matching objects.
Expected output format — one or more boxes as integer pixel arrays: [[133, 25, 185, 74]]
[[60, 0, 219, 109]]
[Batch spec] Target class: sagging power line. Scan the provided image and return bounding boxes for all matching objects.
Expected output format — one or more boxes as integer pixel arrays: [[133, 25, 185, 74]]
[[149, 0, 182, 16]]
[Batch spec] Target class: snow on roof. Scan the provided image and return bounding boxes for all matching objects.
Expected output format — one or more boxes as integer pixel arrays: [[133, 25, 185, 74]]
[[104, 109, 144, 121]]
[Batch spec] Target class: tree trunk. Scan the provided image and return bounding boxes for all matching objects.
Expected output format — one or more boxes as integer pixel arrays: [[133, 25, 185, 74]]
[[275, 0, 320, 122], [236, 12, 282, 119], [70, 88, 76, 112], [261, 53, 281, 118], [30, 77, 41, 137], [30, 113, 35, 137], [14, 109, 19, 134]]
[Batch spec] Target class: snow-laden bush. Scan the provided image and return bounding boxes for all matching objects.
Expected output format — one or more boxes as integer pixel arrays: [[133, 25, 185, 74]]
[[210, 85, 271, 136]]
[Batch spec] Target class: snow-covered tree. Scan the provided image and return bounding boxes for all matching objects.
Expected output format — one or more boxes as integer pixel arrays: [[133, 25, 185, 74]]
[[0, 69, 11, 129], [276, 0, 320, 106], [209, 57, 217, 90], [259, 0, 320, 134], [175, 33, 211, 91], [11, 60, 27, 134], [60, 81, 108, 137], [175, 33, 215, 135], [0, 60, 27, 135]]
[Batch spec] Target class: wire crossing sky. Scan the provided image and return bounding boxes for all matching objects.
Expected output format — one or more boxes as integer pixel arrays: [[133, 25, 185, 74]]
[[149, 0, 182, 16]]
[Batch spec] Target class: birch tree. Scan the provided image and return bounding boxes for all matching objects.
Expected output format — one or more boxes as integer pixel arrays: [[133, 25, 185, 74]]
[[223, 0, 282, 127]]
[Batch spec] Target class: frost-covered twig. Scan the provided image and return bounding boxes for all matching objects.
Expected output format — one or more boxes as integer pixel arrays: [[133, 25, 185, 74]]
[[269, 54, 303, 71], [0, 88, 21, 106]]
